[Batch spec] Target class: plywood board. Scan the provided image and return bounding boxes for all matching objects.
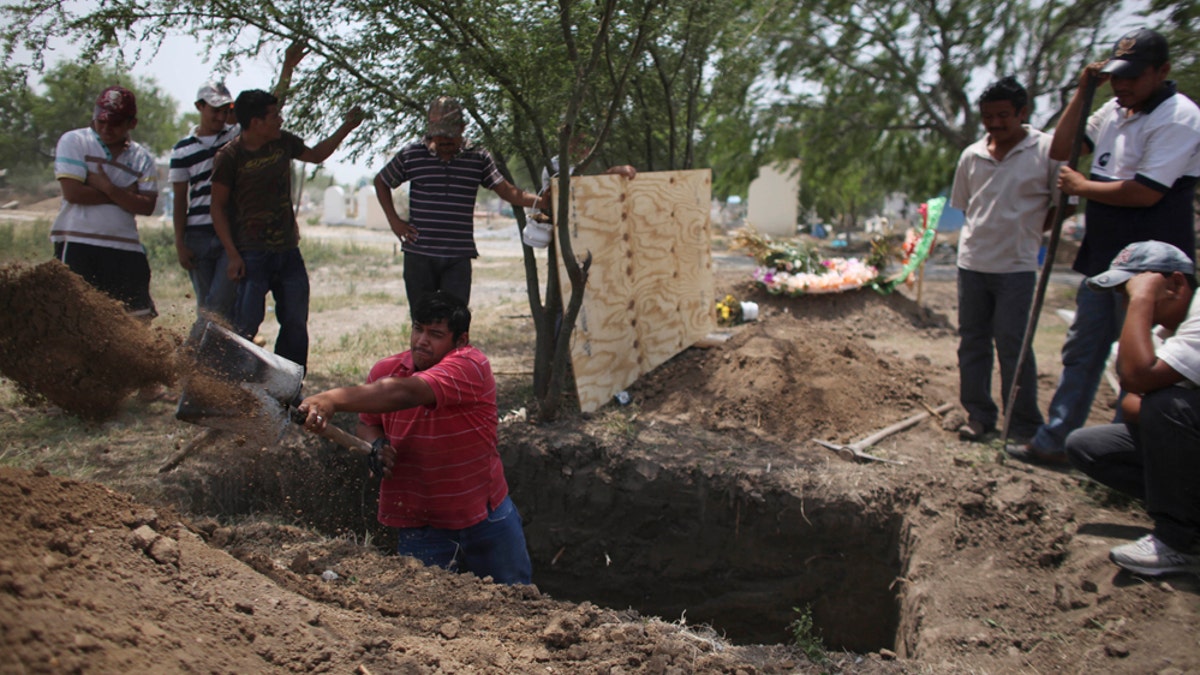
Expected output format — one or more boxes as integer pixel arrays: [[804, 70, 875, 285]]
[[553, 169, 715, 412]]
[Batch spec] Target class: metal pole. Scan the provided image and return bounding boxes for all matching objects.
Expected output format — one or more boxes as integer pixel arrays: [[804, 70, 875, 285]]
[[1000, 77, 1099, 445]]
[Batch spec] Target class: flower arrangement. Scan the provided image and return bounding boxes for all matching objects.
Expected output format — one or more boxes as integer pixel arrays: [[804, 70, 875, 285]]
[[732, 227, 879, 296], [715, 294, 743, 326]]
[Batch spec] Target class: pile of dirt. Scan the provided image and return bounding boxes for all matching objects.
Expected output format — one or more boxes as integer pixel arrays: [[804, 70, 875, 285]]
[[0, 261, 178, 418], [633, 286, 954, 444]]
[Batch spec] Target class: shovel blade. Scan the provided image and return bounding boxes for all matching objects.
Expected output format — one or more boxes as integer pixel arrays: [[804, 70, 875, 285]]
[[175, 321, 304, 446]]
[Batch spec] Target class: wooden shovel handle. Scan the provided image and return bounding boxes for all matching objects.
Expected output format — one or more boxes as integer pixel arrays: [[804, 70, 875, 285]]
[[318, 423, 374, 455]]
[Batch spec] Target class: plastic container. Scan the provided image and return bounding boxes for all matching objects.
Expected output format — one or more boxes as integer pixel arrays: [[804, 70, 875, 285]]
[[522, 220, 552, 248], [740, 301, 759, 321]]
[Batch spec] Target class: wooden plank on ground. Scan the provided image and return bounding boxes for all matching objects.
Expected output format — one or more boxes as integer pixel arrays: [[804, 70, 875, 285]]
[[554, 169, 715, 412]]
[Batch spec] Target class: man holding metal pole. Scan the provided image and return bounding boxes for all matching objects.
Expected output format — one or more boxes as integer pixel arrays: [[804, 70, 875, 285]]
[[1007, 28, 1200, 466]]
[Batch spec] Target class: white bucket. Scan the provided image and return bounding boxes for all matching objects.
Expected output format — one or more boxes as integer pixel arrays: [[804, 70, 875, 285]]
[[740, 301, 759, 321]]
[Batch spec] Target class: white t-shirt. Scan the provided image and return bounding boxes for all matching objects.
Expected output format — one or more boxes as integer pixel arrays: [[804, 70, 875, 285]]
[[51, 127, 158, 252], [1157, 296, 1200, 387], [950, 127, 1061, 274]]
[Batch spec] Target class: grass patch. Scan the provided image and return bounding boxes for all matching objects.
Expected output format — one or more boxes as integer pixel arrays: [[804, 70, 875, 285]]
[[0, 218, 52, 264]]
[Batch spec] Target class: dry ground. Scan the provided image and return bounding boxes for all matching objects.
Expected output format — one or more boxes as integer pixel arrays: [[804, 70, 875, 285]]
[[1, 207, 1198, 674]]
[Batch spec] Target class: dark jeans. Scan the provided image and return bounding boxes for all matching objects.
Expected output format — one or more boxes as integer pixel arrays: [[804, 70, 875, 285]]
[[232, 248, 310, 369], [403, 251, 472, 307], [1032, 281, 1125, 452], [393, 496, 532, 585], [1066, 387, 1200, 553], [956, 268, 1043, 437], [183, 228, 237, 320]]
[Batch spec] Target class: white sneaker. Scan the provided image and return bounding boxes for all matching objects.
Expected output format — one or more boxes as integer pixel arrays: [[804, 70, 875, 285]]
[[1109, 534, 1200, 576]]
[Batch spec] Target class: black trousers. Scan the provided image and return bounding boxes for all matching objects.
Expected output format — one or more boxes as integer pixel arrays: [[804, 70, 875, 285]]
[[1066, 386, 1200, 552]]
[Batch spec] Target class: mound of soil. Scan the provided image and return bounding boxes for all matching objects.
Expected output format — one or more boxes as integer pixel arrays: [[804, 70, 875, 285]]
[[0, 261, 178, 418], [632, 288, 951, 444]]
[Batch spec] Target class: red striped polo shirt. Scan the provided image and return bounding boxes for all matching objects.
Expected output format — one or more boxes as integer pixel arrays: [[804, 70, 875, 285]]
[[359, 345, 507, 530]]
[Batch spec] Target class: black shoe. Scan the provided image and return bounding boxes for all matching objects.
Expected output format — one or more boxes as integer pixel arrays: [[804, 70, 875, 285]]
[[958, 420, 992, 441], [1004, 443, 1068, 466]]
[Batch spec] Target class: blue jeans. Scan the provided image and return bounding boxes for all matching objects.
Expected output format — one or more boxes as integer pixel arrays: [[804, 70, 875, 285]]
[[394, 496, 532, 585], [232, 248, 310, 369], [1032, 280, 1125, 453], [184, 229, 237, 320], [957, 269, 1043, 437]]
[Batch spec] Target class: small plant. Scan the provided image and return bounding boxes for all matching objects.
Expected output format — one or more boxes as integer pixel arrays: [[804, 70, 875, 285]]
[[789, 605, 827, 664]]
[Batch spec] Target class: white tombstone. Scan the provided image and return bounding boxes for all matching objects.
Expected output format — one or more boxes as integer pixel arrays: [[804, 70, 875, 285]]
[[746, 160, 801, 237], [322, 185, 346, 225], [359, 183, 410, 230]]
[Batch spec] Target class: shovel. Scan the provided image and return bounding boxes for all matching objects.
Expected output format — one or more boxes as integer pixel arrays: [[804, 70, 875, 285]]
[[174, 320, 371, 455]]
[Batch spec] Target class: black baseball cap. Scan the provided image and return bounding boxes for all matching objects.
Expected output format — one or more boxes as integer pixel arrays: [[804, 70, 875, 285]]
[[1100, 28, 1169, 78]]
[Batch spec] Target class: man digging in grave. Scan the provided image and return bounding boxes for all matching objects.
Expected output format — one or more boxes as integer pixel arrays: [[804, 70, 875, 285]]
[[297, 291, 532, 585]]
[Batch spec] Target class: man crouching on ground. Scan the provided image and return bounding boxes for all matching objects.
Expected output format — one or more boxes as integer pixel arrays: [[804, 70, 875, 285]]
[[298, 291, 532, 585], [1065, 240, 1200, 576]]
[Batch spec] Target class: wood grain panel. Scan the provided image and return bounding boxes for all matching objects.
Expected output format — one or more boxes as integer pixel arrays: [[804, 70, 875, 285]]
[[554, 169, 714, 412]]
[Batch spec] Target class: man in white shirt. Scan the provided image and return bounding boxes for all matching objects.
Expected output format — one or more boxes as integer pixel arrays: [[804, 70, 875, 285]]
[[1065, 240, 1200, 576], [52, 85, 158, 318], [949, 77, 1060, 442]]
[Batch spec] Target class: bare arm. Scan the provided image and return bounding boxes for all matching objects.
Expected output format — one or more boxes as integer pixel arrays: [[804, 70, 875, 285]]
[[209, 181, 244, 281], [1115, 273, 1186, 393], [272, 41, 306, 102], [493, 178, 549, 210], [172, 181, 194, 270], [374, 173, 417, 242], [63, 171, 157, 216], [298, 376, 437, 430], [1056, 168, 1164, 207], [1050, 61, 1106, 161], [297, 107, 364, 164]]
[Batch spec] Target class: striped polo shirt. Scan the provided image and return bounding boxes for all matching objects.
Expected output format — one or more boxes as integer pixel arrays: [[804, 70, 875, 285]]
[[168, 124, 240, 231], [360, 345, 508, 530], [376, 140, 504, 258]]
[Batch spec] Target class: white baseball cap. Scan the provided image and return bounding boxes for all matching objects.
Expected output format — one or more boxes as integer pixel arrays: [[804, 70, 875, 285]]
[[196, 81, 233, 108]]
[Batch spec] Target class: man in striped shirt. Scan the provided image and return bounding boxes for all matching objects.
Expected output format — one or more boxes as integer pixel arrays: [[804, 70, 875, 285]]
[[298, 291, 532, 585], [374, 96, 548, 305], [169, 81, 240, 318]]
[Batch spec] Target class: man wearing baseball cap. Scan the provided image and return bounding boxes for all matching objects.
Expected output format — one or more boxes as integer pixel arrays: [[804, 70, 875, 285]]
[[374, 96, 549, 306], [51, 85, 159, 319], [1065, 241, 1200, 576], [1008, 28, 1200, 465], [170, 44, 305, 322]]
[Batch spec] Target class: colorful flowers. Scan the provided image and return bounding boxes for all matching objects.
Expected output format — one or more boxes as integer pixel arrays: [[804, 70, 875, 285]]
[[753, 257, 878, 295]]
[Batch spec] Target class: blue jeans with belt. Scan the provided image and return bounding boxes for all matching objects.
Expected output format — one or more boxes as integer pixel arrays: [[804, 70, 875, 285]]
[[393, 496, 532, 585], [232, 247, 310, 369]]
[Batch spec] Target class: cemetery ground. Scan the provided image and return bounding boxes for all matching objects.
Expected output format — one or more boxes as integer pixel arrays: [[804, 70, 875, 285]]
[[1, 204, 1199, 674]]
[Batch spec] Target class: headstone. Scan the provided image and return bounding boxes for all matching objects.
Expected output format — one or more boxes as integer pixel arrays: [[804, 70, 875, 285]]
[[322, 186, 346, 225], [746, 160, 801, 237]]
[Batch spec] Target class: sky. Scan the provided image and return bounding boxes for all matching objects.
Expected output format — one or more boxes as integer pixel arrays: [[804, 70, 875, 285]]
[[32, 34, 381, 185]]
